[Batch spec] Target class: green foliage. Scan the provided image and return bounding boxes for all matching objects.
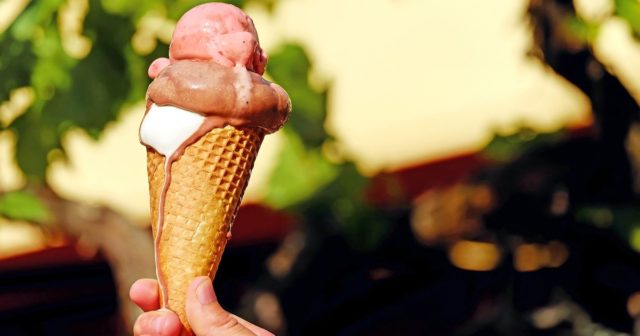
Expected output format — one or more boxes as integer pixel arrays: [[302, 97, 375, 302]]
[[576, 205, 640, 252], [266, 44, 390, 250], [566, 14, 599, 44], [264, 44, 337, 208], [482, 128, 566, 163], [552, 0, 640, 44], [99, 0, 247, 20], [615, 0, 640, 38], [167, 1, 246, 20], [268, 44, 329, 149], [265, 129, 338, 208], [304, 162, 390, 250], [3, 0, 147, 178], [0, 191, 51, 222]]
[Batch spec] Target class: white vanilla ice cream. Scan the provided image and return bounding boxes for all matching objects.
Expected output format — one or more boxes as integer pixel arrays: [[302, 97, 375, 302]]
[[139, 104, 205, 158]]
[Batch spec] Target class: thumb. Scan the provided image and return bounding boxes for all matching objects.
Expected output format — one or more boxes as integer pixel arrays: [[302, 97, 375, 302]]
[[185, 277, 255, 336]]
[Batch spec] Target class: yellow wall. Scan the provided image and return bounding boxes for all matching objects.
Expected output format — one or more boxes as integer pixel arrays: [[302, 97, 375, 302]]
[[249, 0, 590, 172]]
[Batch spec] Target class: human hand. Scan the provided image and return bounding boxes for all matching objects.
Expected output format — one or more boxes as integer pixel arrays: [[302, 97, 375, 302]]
[[130, 276, 274, 336]]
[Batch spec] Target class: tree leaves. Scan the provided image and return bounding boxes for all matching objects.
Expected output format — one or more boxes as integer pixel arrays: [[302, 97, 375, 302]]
[[0, 191, 51, 222], [0, 37, 35, 103], [264, 44, 336, 208], [265, 44, 390, 250], [482, 128, 566, 163], [265, 129, 338, 209], [5, 0, 147, 178], [615, 0, 640, 39], [268, 44, 329, 149]]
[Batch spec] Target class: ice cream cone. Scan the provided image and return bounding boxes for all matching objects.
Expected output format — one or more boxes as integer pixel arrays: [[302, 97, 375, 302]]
[[146, 125, 264, 334]]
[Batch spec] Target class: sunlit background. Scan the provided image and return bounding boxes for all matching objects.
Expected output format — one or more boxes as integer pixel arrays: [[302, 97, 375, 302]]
[[1, 0, 640, 335]]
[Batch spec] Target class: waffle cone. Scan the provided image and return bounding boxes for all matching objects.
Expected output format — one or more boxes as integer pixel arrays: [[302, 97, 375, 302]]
[[146, 125, 264, 334]]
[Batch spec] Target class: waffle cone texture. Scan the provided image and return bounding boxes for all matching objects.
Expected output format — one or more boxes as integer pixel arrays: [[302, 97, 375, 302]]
[[146, 125, 264, 334]]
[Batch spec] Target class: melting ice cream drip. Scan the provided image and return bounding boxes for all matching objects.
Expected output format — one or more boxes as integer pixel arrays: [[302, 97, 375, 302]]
[[140, 104, 205, 308], [232, 64, 253, 109], [154, 160, 172, 308]]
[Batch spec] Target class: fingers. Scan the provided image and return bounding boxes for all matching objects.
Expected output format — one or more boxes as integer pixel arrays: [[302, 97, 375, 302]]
[[186, 276, 268, 336], [133, 310, 182, 336], [130, 278, 161, 312], [130, 277, 273, 336]]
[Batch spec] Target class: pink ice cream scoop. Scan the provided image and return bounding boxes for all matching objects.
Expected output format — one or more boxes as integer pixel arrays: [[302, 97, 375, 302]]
[[148, 2, 267, 79]]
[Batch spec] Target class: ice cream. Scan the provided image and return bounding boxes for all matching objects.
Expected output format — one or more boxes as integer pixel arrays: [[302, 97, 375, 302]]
[[139, 3, 290, 334], [148, 1, 267, 78], [141, 2, 289, 160]]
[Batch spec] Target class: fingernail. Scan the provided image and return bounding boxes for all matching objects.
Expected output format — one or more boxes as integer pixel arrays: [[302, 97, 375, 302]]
[[196, 277, 215, 305]]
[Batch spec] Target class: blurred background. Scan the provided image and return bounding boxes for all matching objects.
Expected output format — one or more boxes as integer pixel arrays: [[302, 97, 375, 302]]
[[1, 0, 640, 335]]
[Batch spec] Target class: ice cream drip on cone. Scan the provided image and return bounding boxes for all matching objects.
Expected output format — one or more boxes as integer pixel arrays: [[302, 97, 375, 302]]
[[138, 3, 290, 334]]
